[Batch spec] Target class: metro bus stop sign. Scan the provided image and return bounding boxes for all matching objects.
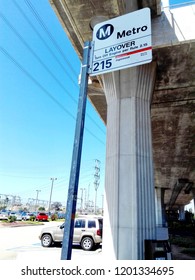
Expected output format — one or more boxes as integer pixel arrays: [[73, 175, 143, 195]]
[[89, 8, 152, 76]]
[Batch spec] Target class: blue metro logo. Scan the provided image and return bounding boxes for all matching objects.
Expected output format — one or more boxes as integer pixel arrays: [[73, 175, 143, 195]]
[[96, 24, 114, 40]]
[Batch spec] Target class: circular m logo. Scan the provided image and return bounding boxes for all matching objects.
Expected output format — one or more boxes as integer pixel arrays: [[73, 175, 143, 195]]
[[96, 24, 114, 40]]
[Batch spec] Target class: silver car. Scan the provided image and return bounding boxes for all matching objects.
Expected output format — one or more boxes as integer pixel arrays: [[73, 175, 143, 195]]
[[0, 212, 9, 220], [9, 212, 22, 221], [39, 216, 103, 251]]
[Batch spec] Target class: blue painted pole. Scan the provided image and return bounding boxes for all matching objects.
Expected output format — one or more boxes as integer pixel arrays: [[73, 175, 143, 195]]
[[61, 41, 91, 260]]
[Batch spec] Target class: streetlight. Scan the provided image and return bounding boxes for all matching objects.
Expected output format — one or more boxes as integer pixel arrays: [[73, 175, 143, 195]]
[[48, 178, 57, 213]]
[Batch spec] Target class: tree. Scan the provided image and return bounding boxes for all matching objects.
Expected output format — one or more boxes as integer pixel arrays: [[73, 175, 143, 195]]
[[51, 202, 62, 211], [38, 207, 45, 211]]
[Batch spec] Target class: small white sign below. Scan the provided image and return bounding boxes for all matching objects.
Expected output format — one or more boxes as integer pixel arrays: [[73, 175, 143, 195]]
[[89, 8, 152, 76]]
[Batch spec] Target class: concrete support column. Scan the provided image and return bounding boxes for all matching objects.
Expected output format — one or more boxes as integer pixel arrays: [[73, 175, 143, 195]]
[[193, 197, 195, 214], [102, 62, 157, 260], [124, 0, 138, 13], [191, 189, 195, 214], [194, 198, 195, 215], [155, 187, 166, 227], [179, 205, 185, 221]]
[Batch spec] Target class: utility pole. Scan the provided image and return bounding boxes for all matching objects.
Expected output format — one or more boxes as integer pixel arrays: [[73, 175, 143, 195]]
[[87, 183, 90, 213], [80, 188, 85, 213], [5, 197, 9, 208], [94, 159, 100, 214], [48, 178, 57, 213], [35, 190, 41, 211], [101, 194, 104, 216], [84, 187, 87, 211]]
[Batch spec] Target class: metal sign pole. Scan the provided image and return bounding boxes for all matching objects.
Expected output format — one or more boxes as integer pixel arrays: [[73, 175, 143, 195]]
[[61, 41, 91, 260]]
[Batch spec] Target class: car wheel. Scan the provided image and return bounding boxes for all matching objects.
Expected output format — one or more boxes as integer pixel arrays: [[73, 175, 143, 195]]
[[41, 234, 53, 247], [81, 237, 94, 251]]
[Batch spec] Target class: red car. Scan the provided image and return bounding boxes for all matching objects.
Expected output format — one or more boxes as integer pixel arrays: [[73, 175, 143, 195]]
[[36, 212, 48, 221]]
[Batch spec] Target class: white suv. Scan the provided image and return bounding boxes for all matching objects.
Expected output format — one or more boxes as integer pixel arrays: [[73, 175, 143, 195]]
[[39, 215, 103, 251]]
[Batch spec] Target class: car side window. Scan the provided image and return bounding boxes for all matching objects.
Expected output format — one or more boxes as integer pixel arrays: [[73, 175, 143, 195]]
[[74, 219, 85, 228], [88, 220, 96, 228]]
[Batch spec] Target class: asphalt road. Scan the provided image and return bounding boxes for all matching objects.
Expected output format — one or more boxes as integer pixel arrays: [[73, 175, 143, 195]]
[[0, 222, 102, 260]]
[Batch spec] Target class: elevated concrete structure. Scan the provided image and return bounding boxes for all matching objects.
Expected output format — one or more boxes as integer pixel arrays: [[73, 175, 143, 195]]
[[102, 62, 157, 259], [49, 0, 195, 259]]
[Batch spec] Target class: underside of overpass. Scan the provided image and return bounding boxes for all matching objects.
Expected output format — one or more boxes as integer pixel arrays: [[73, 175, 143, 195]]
[[49, 0, 195, 214]]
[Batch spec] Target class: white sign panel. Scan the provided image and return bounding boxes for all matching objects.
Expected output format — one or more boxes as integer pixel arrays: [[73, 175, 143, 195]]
[[89, 8, 152, 76]]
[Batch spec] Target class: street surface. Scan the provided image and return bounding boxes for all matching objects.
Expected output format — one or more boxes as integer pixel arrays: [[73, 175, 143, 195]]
[[0, 222, 102, 260]]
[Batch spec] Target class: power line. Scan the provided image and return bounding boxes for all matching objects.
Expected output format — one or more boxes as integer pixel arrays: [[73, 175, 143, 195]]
[[1, 47, 105, 144], [0, 11, 79, 101], [0, 47, 76, 119], [12, 0, 79, 89], [0, 10, 106, 136], [24, 0, 78, 78], [14, 0, 106, 135], [0, 172, 49, 179]]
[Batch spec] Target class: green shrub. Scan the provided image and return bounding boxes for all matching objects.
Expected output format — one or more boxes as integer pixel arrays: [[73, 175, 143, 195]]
[[181, 248, 195, 256], [29, 215, 35, 221], [170, 236, 195, 248], [9, 215, 16, 222], [51, 214, 58, 221]]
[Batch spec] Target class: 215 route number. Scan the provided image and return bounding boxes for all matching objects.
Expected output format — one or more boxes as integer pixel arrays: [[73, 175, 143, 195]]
[[93, 59, 112, 73]]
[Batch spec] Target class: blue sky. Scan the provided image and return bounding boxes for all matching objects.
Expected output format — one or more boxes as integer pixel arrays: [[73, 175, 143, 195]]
[[0, 0, 106, 209], [169, 0, 194, 5]]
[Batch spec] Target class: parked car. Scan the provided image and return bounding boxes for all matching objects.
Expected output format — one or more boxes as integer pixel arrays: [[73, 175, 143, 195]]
[[57, 212, 65, 219], [36, 212, 48, 221], [22, 213, 35, 221], [39, 215, 103, 250], [9, 212, 22, 221], [0, 212, 9, 220]]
